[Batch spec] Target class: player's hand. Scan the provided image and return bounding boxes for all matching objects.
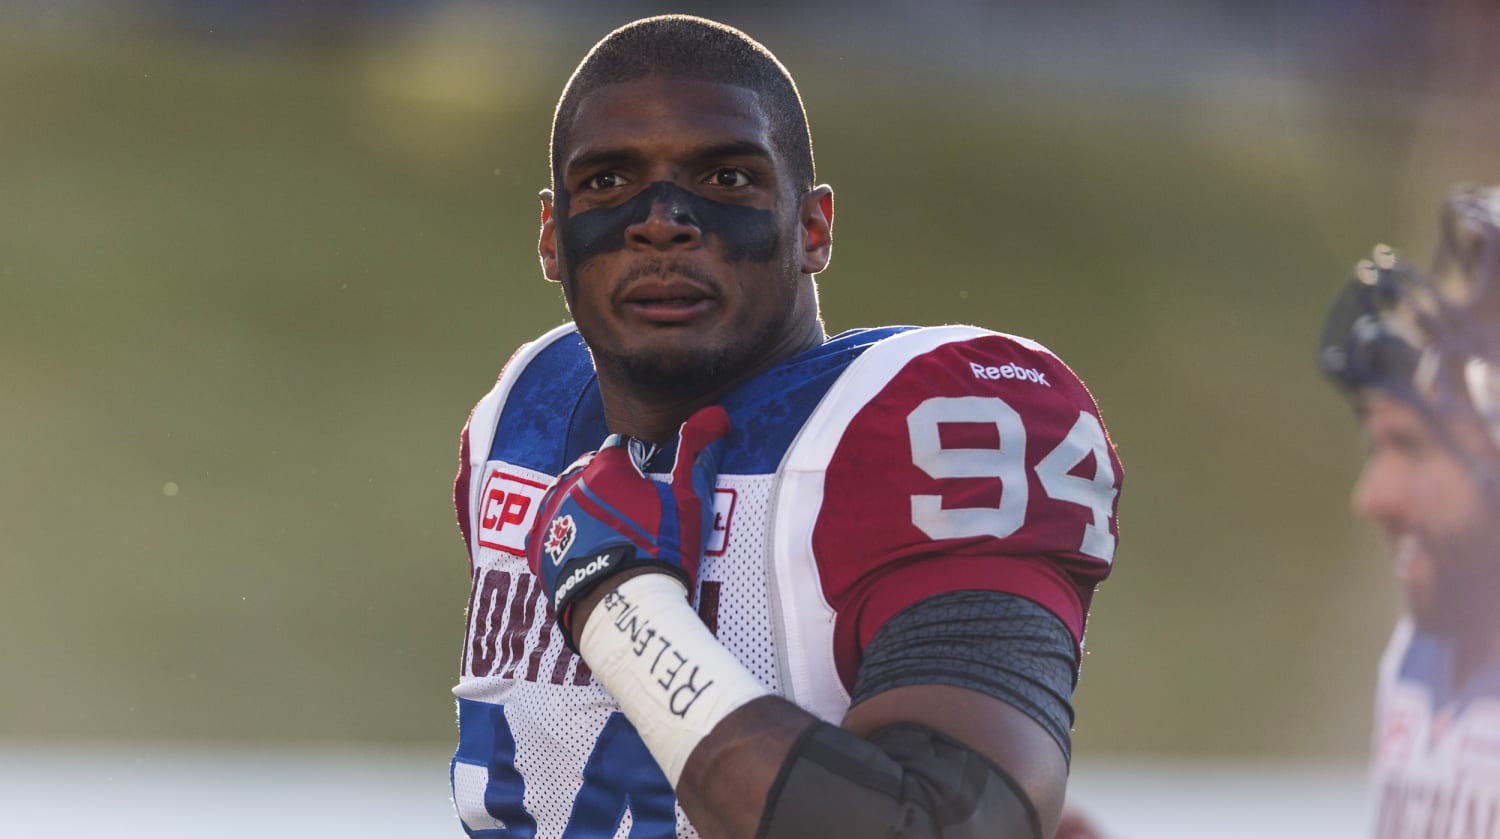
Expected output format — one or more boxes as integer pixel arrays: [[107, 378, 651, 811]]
[[526, 405, 731, 642]]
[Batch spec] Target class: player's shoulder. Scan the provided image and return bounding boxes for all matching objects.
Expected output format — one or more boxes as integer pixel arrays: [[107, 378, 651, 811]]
[[811, 324, 1109, 439], [787, 321, 1121, 506], [861, 322, 1053, 354], [855, 323, 1082, 388], [477, 322, 588, 404], [796, 324, 1121, 661], [462, 321, 605, 473]]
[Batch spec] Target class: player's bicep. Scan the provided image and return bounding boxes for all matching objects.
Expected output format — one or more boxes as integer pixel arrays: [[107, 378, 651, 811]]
[[840, 590, 1077, 835], [850, 590, 1078, 761]]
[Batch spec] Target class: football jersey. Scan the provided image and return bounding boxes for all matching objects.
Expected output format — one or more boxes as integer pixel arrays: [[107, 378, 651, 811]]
[[449, 322, 1122, 838], [1369, 618, 1500, 838]]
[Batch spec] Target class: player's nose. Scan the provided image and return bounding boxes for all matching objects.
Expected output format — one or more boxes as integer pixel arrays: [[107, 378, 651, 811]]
[[626, 192, 702, 252], [1351, 455, 1407, 524]]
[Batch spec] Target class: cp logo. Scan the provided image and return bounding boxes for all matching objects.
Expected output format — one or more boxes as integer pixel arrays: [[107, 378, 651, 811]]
[[477, 468, 546, 556]]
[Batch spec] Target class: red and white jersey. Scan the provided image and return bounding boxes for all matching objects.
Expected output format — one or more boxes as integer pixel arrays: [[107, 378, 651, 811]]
[[1369, 618, 1500, 838], [449, 323, 1122, 838]]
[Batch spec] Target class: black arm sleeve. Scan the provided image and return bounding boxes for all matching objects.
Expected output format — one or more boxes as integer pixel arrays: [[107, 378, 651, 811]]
[[754, 592, 1078, 838], [755, 721, 1041, 839], [850, 590, 1079, 763]]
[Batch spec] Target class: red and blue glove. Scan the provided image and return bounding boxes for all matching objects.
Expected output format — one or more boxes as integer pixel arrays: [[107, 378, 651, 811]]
[[526, 405, 731, 642]]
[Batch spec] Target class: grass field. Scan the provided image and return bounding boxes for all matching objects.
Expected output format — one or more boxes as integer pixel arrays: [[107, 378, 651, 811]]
[[2, 6, 1497, 763]]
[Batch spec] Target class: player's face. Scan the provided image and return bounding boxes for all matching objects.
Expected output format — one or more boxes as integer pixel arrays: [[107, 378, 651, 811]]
[[1353, 393, 1500, 633], [540, 77, 830, 403]]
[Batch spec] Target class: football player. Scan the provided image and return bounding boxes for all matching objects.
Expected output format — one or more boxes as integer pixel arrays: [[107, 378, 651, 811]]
[[450, 15, 1123, 838], [1319, 184, 1500, 838]]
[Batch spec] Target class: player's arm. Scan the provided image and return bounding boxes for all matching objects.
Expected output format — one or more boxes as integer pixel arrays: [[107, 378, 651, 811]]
[[664, 582, 1073, 838], [681, 681, 1065, 839], [567, 579, 1070, 839]]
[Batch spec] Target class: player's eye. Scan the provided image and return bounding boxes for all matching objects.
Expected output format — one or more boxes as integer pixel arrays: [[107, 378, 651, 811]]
[[707, 168, 752, 188], [583, 171, 625, 191]]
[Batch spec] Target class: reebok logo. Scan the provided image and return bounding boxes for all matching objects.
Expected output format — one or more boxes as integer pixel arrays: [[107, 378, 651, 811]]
[[553, 548, 625, 608], [970, 361, 1050, 386]]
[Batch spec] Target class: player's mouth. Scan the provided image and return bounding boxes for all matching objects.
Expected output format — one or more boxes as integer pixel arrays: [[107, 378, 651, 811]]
[[1391, 533, 1433, 585], [621, 283, 716, 324]]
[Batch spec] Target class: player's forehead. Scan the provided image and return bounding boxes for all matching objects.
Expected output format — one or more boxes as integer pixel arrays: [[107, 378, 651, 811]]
[[1356, 392, 1446, 454], [1358, 392, 1427, 436], [559, 78, 776, 171], [1358, 389, 1497, 461]]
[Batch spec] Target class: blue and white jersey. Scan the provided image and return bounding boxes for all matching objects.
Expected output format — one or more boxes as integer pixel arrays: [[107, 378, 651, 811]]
[[1370, 618, 1500, 838], [449, 321, 1121, 838]]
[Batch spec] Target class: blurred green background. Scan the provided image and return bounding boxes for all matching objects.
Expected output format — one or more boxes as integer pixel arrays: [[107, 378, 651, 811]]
[[3, 0, 1497, 763]]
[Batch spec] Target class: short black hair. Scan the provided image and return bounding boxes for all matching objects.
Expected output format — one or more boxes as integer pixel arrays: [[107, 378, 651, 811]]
[[550, 15, 815, 195]]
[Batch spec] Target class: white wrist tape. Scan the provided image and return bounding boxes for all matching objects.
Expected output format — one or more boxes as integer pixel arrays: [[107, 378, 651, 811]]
[[577, 574, 772, 786]]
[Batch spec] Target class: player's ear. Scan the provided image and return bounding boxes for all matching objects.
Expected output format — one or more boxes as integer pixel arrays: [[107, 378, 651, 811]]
[[539, 189, 561, 283], [799, 185, 834, 275]]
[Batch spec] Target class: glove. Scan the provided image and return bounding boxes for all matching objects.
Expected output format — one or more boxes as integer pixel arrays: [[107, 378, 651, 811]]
[[527, 405, 731, 642]]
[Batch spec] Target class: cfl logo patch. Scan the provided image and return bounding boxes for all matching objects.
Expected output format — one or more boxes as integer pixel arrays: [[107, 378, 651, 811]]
[[544, 515, 576, 566]]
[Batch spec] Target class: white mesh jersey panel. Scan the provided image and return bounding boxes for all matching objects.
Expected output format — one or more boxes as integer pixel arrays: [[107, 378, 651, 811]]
[[453, 762, 507, 831], [696, 473, 780, 693], [456, 542, 619, 835]]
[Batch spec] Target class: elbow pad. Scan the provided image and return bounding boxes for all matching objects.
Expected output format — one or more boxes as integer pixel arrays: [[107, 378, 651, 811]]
[[755, 721, 1041, 839]]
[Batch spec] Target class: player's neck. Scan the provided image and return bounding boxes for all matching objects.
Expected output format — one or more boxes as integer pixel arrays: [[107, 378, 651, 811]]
[[603, 393, 720, 444], [600, 319, 826, 442], [1444, 615, 1500, 689], [600, 363, 761, 441]]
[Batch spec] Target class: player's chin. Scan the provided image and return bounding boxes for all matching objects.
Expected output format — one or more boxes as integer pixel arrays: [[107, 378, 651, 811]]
[[613, 343, 733, 392], [1392, 540, 1432, 589]]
